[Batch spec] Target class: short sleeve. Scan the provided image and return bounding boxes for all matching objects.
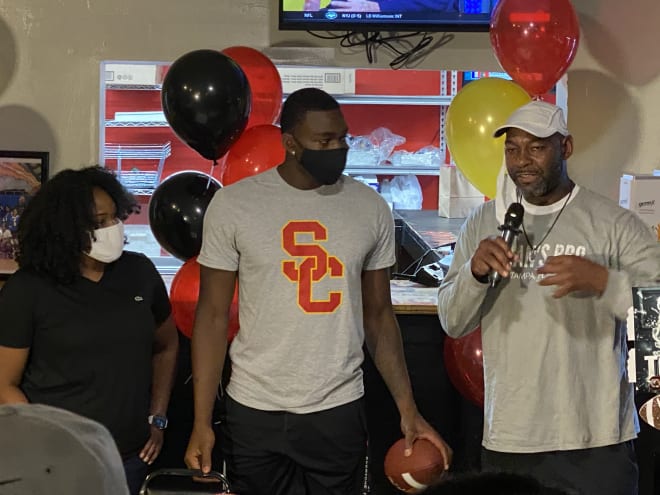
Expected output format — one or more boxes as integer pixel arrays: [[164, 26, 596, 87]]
[[197, 189, 239, 271], [0, 271, 38, 348]]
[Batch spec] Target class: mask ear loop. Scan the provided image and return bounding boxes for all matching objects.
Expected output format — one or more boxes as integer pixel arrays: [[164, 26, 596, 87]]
[[86, 230, 96, 255]]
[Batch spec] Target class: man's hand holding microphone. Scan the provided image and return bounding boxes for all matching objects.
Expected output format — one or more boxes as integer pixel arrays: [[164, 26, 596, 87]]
[[470, 201, 608, 297], [470, 202, 524, 287]]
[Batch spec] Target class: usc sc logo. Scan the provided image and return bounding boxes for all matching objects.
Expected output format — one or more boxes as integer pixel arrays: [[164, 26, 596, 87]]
[[281, 220, 344, 313]]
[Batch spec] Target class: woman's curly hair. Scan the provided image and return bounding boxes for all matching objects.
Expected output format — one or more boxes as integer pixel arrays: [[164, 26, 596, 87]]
[[16, 166, 140, 284]]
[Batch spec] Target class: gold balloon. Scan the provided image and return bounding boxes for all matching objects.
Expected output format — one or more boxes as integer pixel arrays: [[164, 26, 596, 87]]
[[445, 78, 531, 199]]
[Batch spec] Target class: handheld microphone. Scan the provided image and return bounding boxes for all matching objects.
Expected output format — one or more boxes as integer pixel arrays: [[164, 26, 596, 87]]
[[489, 202, 524, 288]]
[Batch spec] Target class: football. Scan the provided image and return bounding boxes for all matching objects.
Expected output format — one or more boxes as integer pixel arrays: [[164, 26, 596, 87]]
[[384, 438, 446, 493], [639, 394, 660, 430]]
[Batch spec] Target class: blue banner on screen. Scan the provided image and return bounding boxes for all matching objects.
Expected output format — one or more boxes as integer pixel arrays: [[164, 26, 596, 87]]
[[280, 0, 499, 32]]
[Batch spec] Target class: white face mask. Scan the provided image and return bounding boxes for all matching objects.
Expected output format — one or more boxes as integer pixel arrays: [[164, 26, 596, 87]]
[[87, 221, 125, 263]]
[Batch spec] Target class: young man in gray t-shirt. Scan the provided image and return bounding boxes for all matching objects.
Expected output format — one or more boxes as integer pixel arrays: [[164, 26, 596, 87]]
[[185, 87, 452, 495]]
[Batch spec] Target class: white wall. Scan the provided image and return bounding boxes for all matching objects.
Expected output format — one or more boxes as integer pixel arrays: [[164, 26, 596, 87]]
[[0, 0, 658, 200], [0, 1, 270, 173]]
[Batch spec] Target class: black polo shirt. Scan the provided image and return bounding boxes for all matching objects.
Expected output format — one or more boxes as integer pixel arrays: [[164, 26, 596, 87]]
[[0, 251, 171, 457]]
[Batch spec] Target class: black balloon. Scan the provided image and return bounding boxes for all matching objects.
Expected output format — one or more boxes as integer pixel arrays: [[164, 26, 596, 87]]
[[161, 49, 251, 161], [149, 171, 222, 261]]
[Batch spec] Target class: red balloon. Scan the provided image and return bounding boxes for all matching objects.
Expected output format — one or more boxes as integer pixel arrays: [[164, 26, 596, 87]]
[[222, 124, 285, 186], [222, 46, 283, 129], [170, 257, 239, 341], [170, 258, 199, 338], [443, 328, 484, 408], [490, 0, 580, 96]]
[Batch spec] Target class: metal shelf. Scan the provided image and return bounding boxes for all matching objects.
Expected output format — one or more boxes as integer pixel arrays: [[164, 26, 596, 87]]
[[105, 120, 168, 128], [104, 94, 451, 128], [106, 84, 162, 91], [106, 89, 451, 105], [347, 165, 440, 176], [327, 94, 452, 106]]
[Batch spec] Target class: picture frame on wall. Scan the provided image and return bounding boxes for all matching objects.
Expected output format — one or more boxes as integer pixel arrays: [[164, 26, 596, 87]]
[[0, 150, 49, 276], [633, 286, 660, 394]]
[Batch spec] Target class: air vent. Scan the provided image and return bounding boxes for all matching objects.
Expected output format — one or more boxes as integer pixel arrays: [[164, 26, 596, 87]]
[[104, 63, 158, 86], [277, 66, 356, 95]]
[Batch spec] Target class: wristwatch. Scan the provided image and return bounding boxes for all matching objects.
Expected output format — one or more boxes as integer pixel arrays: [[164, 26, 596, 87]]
[[148, 414, 168, 430]]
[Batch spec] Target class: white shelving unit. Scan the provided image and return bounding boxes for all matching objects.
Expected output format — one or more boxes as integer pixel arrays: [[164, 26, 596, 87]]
[[100, 62, 459, 179]]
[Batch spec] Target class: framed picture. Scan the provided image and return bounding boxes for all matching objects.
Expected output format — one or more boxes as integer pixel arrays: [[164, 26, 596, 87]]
[[0, 150, 49, 276], [633, 286, 660, 393]]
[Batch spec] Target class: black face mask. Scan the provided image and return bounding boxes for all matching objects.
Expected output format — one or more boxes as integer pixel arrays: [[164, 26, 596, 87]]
[[298, 147, 348, 185]]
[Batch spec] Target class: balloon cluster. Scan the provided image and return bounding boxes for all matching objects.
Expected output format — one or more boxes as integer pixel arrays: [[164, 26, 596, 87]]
[[443, 0, 579, 405], [150, 46, 285, 338]]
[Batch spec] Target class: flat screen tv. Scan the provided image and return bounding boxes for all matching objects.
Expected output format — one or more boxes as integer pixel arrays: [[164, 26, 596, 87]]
[[279, 0, 499, 33]]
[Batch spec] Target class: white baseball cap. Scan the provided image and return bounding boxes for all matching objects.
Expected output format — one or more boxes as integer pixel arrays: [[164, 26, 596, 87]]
[[0, 403, 129, 495], [493, 100, 569, 138]]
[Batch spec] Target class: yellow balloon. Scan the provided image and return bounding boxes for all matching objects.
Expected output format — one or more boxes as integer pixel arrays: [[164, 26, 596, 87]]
[[445, 78, 531, 199]]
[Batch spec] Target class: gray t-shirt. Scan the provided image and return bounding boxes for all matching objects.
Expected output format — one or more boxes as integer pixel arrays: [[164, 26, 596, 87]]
[[438, 186, 660, 452], [198, 168, 395, 413]]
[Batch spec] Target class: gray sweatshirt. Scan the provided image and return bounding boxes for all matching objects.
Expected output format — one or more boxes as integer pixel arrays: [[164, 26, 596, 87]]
[[438, 186, 660, 452]]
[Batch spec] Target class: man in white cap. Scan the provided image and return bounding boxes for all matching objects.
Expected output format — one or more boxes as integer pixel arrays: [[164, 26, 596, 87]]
[[0, 403, 130, 495], [437, 100, 660, 495]]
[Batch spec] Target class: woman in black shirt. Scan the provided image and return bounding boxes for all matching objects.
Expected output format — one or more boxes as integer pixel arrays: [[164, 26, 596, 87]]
[[0, 166, 178, 495]]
